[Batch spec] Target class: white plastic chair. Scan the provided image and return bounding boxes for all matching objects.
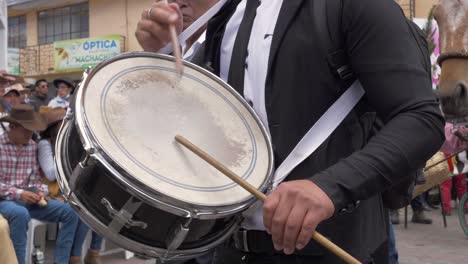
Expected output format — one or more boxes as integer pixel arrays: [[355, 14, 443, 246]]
[[81, 232, 134, 261], [25, 219, 48, 264], [124, 250, 135, 260]]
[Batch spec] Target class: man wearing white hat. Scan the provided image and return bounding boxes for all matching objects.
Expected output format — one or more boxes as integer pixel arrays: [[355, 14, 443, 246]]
[[0, 70, 16, 113], [2, 84, 23, 112]]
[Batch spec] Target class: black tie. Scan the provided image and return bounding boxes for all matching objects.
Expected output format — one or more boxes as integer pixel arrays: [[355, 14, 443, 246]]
[[227, 0, 260, 94]]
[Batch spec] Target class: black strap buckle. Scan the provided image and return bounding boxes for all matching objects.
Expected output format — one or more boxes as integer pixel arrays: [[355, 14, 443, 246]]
[[232, 229, 250, 252], [337, 65, 354, 81]]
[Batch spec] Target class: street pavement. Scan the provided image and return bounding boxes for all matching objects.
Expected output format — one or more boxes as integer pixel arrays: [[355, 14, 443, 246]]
[[393, 208, 468, 264]]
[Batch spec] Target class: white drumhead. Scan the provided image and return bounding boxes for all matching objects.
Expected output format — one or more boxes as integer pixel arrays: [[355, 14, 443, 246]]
[[80, 54, 272, 207]]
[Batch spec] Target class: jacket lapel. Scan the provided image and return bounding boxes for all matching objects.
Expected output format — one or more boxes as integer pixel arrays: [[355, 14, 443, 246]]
[[267, 0, 304, 75]]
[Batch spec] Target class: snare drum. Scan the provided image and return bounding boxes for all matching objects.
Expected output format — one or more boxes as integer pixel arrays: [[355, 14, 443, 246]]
[[55, 52, 273, 260]]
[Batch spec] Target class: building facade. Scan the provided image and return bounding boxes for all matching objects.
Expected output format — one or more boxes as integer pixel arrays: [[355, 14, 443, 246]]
[[5, 0, 440, 81], [414, 0, 438, 18], [7, 0, 152, 80], [396, 0, 438, 19], [1, 0, 7, 69]]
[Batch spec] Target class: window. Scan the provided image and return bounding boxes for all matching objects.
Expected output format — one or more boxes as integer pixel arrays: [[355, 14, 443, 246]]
[[8, 16, 27, 48], [38, 2, 89, 45]]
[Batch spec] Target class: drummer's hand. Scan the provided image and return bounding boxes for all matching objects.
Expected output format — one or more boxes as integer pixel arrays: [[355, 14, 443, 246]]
[[135, 2, 183, 52], [263, 180, 335, 255]]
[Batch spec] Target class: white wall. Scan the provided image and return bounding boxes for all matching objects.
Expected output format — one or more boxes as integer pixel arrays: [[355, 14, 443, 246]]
[[0, 0, 7, 69]]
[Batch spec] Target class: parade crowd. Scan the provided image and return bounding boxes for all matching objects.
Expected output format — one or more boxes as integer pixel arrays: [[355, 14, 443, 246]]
[[0, 71, 103, 264]]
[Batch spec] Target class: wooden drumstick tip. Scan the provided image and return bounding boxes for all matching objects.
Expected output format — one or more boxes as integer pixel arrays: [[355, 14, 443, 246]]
[[170, 24, 184, 77], [174, 135, 362, 264]]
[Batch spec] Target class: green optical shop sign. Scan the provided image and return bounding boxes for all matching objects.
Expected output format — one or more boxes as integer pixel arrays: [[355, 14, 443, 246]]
[[54, 35, 121, 71]]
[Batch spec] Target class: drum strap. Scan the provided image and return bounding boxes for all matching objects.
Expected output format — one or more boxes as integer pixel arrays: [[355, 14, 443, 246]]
[[159, 0, 229, 54], [272, 80, 365, 188]]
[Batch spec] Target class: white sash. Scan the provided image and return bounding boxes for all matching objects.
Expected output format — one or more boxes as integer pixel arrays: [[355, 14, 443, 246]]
[[272, 80, 365, 188]]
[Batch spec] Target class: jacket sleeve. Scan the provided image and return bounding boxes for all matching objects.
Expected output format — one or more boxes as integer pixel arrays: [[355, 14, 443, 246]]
[[38, 140, 57, 182], [29, 144, 48, 195], [310, 0, 445, 212]]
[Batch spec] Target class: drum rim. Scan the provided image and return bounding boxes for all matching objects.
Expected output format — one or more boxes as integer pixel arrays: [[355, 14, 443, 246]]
[[72, 52, 274, 217]]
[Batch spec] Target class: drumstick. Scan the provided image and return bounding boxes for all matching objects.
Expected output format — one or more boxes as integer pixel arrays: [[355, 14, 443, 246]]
[[162, 0, 183, 76], [174, 135, 362, 264]]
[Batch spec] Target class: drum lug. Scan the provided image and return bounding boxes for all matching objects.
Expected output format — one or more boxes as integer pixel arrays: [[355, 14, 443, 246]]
[[84, 67, 92, 75], [101, 197, 148, 233], [165, 217, 192, 254], [85, 147, 97, 156]]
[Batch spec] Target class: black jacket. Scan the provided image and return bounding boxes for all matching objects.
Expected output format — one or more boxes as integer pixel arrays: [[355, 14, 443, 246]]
[[198, 0, 445, 261], [29, 93, 52, 111]]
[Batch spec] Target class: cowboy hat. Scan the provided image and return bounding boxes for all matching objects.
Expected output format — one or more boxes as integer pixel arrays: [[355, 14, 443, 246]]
[[40, 107, 66, 127], [0, 104, 47, 131], [53, 79, 74, 89]]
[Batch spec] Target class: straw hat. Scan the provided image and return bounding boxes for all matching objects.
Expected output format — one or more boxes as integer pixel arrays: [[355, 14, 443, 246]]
[[40, 107, 66, 127], [0, 104, 47, 131]]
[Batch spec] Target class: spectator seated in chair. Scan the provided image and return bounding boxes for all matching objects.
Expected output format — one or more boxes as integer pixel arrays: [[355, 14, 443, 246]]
[[0, 104, 80, 264]]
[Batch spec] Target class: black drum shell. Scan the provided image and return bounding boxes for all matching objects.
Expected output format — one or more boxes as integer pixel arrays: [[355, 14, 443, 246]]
[[61, 119, 239, 251]]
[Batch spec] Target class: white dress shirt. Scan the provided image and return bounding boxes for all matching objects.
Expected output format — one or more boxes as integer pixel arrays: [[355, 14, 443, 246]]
[[48, 96, 70, 109], [183, 31, 206, 61], [221, 0, 284, 230], [221, 0, 283, 131]]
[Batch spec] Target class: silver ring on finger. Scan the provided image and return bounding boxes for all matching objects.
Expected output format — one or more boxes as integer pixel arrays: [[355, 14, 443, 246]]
[[147, 7, 153, 20]]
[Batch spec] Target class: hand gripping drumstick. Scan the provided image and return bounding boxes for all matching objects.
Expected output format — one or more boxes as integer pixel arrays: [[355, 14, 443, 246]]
[[175, 135, 361, 264]]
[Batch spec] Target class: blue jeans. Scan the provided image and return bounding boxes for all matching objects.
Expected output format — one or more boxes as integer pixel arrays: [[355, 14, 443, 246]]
[[71, 219, 104, 256], [0, 200, 79, 264], [388, 220, 399, 264]]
